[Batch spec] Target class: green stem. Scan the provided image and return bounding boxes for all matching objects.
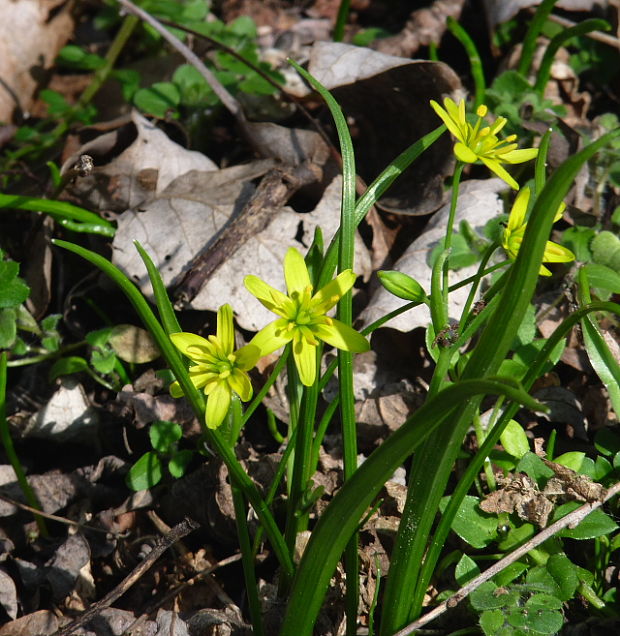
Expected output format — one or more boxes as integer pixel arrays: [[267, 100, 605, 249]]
[[534, 19, 610, 94], [242, 349, 289, 426], [53, 239, 294, 579], [380, 130, 620, 634], [517, 0, 559, 76], [333, 0, 351, 42], [411, 299, 620, 618], [0, 353, 48, 536], [229, 398, 265, 635], [446, 18, 485, 107]]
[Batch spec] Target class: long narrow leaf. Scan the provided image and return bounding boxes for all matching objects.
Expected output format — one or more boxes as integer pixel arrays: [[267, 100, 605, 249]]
[[279, 378, 546, 635], [0, 194, 115, 237], [381, 128, 620, 632], [134, 241, 182, 334], [52, 239, 294, 578]]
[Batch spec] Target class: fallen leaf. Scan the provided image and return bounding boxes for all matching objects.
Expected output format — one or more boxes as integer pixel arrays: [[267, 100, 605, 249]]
[[0, 0, 73, 122], [45, 533, 91, 601], [114, 174, 370, 331], [0, 569, 17, 620], [23, 377, 98, 442], [61, 111, 218, 212], [108, 324, 160, 364], [483, 0, 605, 27], [362, 178, 507, 332], [303, 41, 463, 214], [0, 610, 58, 636]]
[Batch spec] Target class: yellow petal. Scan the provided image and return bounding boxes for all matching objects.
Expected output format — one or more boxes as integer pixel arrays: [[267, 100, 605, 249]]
[[312, 270, 357, 312], [292, 333, 317, 386], [479, 157, 519, 190], [430, 99, 466, 142], [169, 332, 212, 361], [553, 202, 566, 223], [249, 319, 292, 356], [284, 247, 311, 296], [228, 369, 253, 402], [313, 319, 370, 353], [507, 187, 530, 233], [205, 382, 231, 429], [244, 275, 289, 314], [500, 148, 539, 164], [189, 366, 218, 390], [454, 142, 478, 164], [216, 304, 234, 354], [235, 343, 260, 370], [542, 241, 575, 263]]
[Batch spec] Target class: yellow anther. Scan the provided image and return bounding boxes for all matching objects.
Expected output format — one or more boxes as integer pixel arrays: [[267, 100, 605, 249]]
[[476, 104, 488, 117]]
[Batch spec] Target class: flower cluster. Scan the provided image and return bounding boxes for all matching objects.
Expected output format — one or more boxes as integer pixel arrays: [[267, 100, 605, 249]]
[[170, 249, 369, 428], [169, 99, 574, 430], [430, 97, 538, 190], [431, 97, 574, 271]]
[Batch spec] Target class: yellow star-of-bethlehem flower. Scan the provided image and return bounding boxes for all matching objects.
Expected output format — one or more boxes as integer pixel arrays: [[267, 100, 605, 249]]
[[502, 187, 575, 276], [429, 97, 539, 190], [245, 247, 370, 386], [169, 304, 259, 429]]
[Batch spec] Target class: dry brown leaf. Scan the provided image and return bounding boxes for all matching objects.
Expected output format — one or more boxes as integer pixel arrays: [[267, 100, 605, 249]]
[[302, 41, 462, 214], [108, 324, 160, 364], [0, 610, 59, 636], [362, 178, 507, 333], [113, 174, 371, 331], [0, 0, 73, 122], [61, 111, 218, 212]]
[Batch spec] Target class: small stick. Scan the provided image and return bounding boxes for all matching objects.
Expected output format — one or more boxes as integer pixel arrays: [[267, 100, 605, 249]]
[[116, 0, 243, 121], [543, 11, 620, 49], [53, 517, 199, 636], [0, 491, 125, 536], [394, 480, 620, 635]]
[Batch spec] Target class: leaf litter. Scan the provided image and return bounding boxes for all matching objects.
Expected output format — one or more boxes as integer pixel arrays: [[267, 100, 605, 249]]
[[0, 0, 619, 634]]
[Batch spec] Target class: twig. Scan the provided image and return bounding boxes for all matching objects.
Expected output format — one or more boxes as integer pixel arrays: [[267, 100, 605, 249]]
[[0, 491, 125, 536], [121, 552, 243, 635], [116, 0, 243, 120], [172, 163, 320, 308], [543, 11, 620, 49], [53, 517, 199, 636], [393, 480, 620, 635]]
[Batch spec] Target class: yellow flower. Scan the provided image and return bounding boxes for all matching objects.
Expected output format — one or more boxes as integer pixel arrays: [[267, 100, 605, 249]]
[[501, 187, 575, 276], [429, 97, 538, 190], [245, 248, 370, 386], [169, 304, 259, 429]]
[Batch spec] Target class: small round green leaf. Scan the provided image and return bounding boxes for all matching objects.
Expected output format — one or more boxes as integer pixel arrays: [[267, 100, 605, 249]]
[[134, 82, 180, 118], [127, 451, 163, 491], [500, 419, 530, 458], [149, 420, 182, 453], [168, 449, 193, 478], [49, 356, 89, 381]]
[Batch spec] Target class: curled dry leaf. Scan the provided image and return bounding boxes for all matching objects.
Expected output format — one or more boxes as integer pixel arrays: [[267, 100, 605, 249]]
[[301, 41, 462, 215], [362, 178, 507, 333]]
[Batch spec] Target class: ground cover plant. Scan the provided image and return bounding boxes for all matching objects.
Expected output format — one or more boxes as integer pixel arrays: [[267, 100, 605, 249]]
[[0, 0, 619, 635]]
